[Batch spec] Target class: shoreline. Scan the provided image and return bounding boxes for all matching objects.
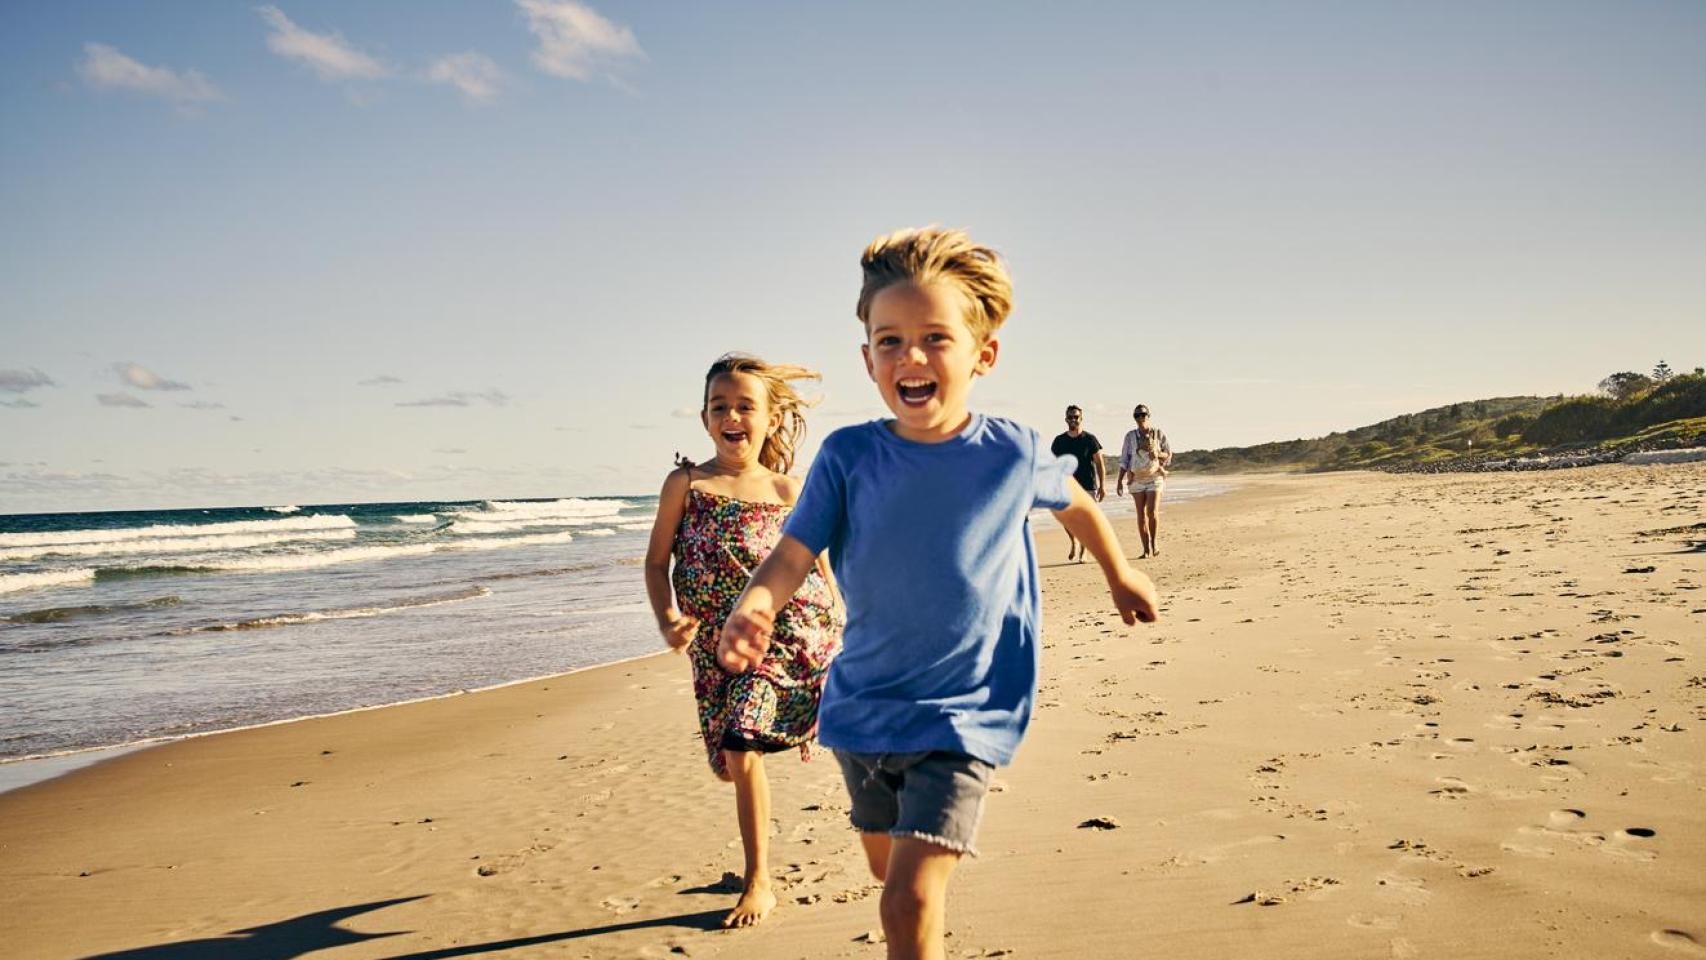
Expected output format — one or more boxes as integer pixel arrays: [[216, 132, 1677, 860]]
[[0, 479, 1241, 793], [2, 465, 1700, 959], [0, 647, 677, 796]]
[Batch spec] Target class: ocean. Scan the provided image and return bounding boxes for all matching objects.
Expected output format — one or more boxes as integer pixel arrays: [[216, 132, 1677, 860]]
[[0, 480, 1227, 790]]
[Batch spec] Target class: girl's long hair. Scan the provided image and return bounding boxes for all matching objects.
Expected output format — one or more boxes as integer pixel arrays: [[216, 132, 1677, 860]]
[[703, 353, 820, 474]]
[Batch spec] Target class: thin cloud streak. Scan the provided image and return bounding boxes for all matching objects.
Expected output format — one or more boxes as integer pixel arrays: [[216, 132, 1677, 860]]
[[97, 393, 150, 408], [427, 52, 503, 102], [516, 0, 643, 82], [77, 42, 224, 107], [396, 390, 510, 408], [0, 368, 55, 394], [114, 362, 190, 391], [257, 5, 389, 82]]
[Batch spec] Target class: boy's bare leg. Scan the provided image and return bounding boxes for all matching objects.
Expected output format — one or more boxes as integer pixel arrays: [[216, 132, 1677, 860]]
[[880, 837, 962, 960], [723, 749, 776, 927], [1065, 531, 1079, 561], [859, 830, 892, 881]]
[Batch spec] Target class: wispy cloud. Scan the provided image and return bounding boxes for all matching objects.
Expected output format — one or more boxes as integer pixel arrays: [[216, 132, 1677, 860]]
[[427, 52, 504, 102], [257, 5, 389, 82], [180, 400, 227, 410], [77, 43, 224, 108], [0, 368, 55, 394], [97, 393, 150, 408], [1, 399, 40, 409], [114, 362, 190, 391], [670, 407, 699, 419], [359, 374, 403, 386], [397, 390, 510, 408], [516, 0, 643, 83]]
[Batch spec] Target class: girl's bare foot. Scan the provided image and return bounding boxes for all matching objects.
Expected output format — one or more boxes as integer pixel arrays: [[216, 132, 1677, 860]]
[[723, 880, 776, 928]]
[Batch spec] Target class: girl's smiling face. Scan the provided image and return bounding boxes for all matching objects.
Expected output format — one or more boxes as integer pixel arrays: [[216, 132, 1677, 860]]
[[862, 280, 999, 443], [702, 371, 778, 465]]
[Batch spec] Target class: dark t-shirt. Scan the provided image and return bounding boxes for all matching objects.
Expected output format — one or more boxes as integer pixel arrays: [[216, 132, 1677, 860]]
[[1051, 431, 1103, 491]]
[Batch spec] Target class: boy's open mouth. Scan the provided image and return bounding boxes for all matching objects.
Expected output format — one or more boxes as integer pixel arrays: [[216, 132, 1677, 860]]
[[896, 378, 937, 407]]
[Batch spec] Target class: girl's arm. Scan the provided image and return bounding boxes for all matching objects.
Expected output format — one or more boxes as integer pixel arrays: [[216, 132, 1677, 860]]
[[644, 466, 698, 650], [718, 534, 817, 673]]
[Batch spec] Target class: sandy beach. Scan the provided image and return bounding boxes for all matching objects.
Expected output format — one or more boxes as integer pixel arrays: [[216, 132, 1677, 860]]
[[3, 465, 1702, 959]]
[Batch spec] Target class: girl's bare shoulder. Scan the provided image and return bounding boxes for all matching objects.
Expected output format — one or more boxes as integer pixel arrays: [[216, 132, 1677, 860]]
[[776, 472, 804, 505]]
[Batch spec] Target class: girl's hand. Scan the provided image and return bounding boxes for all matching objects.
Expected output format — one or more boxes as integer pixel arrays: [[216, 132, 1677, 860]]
[[660, 610, 700, 652], [718, 607, 775, 674], [1108, 566, 1161, 625]]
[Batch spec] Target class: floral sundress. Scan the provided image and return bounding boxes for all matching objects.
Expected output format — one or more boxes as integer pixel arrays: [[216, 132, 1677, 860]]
[[673, 486, 843, 777]]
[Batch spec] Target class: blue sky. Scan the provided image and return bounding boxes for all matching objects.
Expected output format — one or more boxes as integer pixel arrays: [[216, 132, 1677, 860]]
[[3, 1, 1704, 512]]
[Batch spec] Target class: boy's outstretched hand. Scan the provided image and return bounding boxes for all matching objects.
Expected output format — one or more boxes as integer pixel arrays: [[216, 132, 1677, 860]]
[[1109, 566, 1161, 625], [718, 606, 775, 674]]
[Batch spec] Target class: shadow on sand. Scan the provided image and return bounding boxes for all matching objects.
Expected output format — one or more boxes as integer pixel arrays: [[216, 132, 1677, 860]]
[[78, 895, 729, 960]]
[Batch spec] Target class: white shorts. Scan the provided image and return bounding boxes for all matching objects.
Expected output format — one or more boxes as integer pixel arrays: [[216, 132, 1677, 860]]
[[1128, 479, 1163, 494]]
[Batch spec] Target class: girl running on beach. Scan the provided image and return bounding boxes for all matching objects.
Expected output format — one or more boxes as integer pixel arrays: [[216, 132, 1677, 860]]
[[643, 353, 843, 929]]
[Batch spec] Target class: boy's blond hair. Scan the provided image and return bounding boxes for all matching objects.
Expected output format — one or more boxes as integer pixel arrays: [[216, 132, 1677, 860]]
[[856, 226, 1013, 343], [702, 353, 819, 474]]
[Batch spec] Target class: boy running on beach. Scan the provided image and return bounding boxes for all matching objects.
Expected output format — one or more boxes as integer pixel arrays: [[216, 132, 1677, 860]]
[[719, 227, 1160, 959]]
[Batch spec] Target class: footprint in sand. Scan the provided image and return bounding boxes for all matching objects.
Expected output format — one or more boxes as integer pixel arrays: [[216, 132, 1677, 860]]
[[1428, 776, 1473, 799], [1373, 872, 1431, 906], [599, 895, 641, 914], [1163, 833, 1287, 867], [1502, 809, 1658, 862], [1346, 913, 1400, 930], [1652, 930, 1706, 956]]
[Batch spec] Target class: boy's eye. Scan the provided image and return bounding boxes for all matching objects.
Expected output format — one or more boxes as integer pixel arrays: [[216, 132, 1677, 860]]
[[926, 332, 950, 343], [877, 336, 900, 348]]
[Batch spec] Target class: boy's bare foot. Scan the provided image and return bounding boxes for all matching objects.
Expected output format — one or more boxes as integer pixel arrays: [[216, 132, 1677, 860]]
[[723, 880, 776, 928]]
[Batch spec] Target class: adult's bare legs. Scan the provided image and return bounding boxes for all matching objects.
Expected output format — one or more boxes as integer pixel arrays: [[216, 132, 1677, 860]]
[[722, 749, 776, 927], [1132, 491, 1153, 557], [1143, 487, 1162, 556]]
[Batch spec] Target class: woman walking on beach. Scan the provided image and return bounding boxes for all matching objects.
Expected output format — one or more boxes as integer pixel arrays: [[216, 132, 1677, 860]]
[[1117, 403, 1172, 558], [643, 353, 843, 929]]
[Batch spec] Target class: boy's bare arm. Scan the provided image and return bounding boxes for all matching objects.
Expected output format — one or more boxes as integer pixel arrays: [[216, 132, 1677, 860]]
[[1052, 483, 1160, 624], [718, 533, 818, 673]]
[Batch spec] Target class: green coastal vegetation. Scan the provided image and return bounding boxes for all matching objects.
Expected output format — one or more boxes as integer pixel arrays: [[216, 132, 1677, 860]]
[[1164, 362, 1706, 473]]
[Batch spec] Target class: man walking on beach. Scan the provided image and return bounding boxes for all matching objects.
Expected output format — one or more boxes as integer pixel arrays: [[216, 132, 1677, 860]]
[[1051, 405, 1105, 562]]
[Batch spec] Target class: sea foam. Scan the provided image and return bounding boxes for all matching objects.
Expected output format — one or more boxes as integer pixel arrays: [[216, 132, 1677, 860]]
[[0, 527, 358, 562], [0, 569, 96, 595], [0, 514, 356, 549]]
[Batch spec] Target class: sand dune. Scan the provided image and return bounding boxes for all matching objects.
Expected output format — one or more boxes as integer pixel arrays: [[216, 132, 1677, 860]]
[[2, 464, 1702, 958]]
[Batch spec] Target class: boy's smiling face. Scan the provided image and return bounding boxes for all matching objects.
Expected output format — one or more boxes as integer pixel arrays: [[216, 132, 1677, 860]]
[[862, 280, 998, 444]]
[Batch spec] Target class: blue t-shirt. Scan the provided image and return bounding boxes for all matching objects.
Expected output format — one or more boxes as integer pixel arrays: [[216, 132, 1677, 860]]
[[781, 414, 1076, 765]]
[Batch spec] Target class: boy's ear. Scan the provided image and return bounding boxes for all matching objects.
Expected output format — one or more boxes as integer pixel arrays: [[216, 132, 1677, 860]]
[[973, 336, 999, 376], [861, 342, 875, 382]]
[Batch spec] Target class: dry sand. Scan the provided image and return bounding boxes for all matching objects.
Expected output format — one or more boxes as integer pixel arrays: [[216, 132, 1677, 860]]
[[3, 465, 1703, 959]]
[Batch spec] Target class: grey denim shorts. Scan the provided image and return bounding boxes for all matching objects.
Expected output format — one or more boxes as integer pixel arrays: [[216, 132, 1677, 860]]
[[833, 749, 995, 857]]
